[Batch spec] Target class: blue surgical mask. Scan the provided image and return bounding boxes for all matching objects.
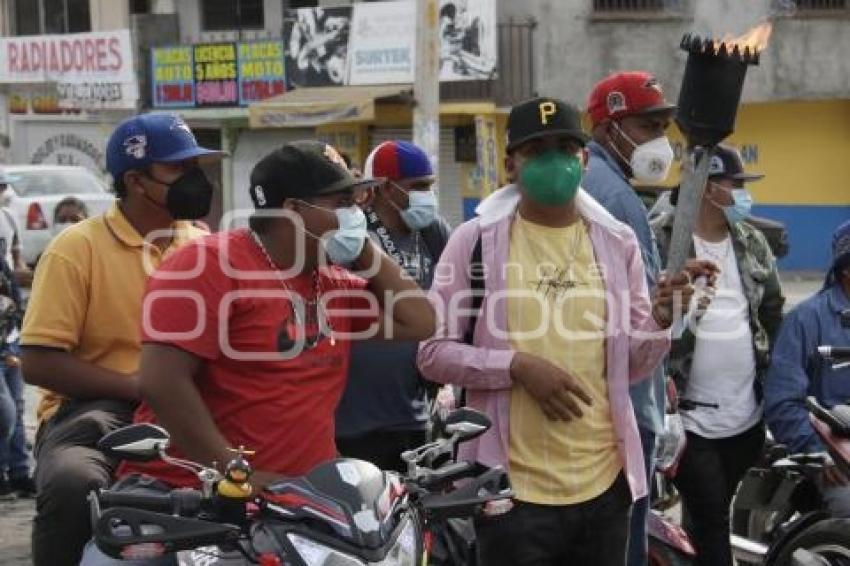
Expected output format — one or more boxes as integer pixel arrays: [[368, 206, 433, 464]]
[[723, 188, 753, 226], [300, 202, 368, 265], [391, 183, 438, 230]]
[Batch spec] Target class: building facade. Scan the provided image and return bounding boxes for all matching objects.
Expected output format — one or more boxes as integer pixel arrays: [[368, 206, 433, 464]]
[[1, 0, 843, 269], [503, 0, 850, 270]]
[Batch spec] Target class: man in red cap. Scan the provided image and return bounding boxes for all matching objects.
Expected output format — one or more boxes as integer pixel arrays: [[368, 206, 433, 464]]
[[584, 71, 677, 566]]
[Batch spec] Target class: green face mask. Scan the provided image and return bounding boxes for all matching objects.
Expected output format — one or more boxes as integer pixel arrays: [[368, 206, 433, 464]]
[[519, 150, 583, 206]]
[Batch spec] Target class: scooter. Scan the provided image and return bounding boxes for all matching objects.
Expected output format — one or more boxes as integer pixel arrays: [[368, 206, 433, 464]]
[[89, 408, 512, 565], [649, 346, 850, 565]]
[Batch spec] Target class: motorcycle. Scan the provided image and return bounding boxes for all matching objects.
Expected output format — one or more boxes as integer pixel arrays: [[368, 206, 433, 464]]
[[88, 408, 512, 565], [649, 347, 850, 565]]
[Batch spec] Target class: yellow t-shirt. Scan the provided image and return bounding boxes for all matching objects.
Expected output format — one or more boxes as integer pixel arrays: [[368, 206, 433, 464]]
[[21, 203, 205, 422], [507, 214, 621, 505]]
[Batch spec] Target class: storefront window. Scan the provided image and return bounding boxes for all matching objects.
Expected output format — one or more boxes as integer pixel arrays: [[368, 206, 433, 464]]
[[202, 0, 264, 31], [13, 0, 41, 36], [12, 0, 90, 35]]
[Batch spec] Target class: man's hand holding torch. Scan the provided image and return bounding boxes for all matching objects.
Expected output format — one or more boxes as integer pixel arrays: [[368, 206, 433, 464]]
[[652, 259, 721, 328]]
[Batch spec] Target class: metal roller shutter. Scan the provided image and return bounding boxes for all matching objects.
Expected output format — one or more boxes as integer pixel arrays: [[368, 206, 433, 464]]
[[231, 128, 312, 226], [369, 127, 464, 227]]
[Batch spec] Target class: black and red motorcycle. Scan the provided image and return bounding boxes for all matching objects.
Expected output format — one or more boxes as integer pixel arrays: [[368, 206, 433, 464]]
[[88, 408, 512, 565]]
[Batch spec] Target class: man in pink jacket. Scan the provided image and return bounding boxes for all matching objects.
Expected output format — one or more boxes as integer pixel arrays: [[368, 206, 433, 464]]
[[417, 97, 711, 566]]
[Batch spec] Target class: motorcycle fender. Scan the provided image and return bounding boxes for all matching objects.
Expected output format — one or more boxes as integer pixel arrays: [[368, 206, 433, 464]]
[[735, 470, 808, 512], [765, 511, 831, 564]]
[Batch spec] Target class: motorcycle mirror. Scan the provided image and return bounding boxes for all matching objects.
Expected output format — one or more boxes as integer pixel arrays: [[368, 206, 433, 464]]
[[97, 423, 170, 462], [444, 408, 491, 442]]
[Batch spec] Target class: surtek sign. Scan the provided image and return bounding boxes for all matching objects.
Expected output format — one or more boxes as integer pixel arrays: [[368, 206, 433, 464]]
[[0, 30, 138, 109], [194, 42, 238, 107]]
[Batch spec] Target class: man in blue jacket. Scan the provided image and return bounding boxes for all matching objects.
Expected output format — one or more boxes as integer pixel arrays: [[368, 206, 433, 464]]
[[583, 71, 676, 566], [765, 220, 850, 516]]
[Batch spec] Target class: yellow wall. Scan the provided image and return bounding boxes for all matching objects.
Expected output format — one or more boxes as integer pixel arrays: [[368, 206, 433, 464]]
[[665, 100, 850, 206]]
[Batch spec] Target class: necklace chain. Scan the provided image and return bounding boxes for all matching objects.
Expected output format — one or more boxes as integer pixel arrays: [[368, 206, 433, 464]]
[[248, 229, 335, 346]]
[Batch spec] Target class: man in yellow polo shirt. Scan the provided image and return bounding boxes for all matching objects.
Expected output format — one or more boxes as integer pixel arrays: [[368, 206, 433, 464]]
[[21, 113, 220, 566]]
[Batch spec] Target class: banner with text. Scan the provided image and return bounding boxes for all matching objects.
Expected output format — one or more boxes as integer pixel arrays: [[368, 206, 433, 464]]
[[151, 46, 194, 108], [194, 42, 238, 107], [151, 40, 287, 108], [0, 30, 138, 109], [348, 0, 497, 85]]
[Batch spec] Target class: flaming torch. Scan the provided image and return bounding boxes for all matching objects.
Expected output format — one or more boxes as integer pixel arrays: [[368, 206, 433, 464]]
[[666, 23, 772, 277]]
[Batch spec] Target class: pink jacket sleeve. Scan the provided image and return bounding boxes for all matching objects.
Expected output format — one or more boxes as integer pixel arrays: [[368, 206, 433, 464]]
[[622, 230, 671, 382], [416, 221, 515, 391]]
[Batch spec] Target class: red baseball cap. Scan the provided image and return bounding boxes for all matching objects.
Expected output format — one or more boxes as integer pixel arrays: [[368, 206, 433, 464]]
[[586, 71, 676, 128]]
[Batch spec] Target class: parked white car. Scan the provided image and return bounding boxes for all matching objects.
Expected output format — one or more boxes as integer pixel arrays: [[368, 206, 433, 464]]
[[2, 165, 115, 265]]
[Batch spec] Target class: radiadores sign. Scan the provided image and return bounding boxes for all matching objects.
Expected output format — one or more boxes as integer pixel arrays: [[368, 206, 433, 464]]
[[0, 30, 138, 110]]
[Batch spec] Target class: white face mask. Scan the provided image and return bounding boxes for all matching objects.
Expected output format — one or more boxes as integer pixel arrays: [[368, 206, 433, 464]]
[[612, 123, 675, 184]]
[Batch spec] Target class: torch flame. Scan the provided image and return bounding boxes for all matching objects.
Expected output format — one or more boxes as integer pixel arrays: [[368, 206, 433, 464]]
[[713, 21, 773, 55]]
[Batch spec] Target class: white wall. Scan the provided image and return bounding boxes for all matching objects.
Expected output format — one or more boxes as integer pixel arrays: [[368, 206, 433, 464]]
[[90, 0, 130, 30], [504, 0, 850, 105]]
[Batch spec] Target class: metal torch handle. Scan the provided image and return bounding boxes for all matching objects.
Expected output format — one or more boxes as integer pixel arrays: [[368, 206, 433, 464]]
[[666, 147, 714, 277]]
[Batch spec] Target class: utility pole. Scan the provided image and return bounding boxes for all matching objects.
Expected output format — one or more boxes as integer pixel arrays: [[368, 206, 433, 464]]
[[413, 0, 440, 179]]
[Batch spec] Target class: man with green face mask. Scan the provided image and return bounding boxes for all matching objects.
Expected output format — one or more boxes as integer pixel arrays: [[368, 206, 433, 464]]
[[418, 97, 715, 566]]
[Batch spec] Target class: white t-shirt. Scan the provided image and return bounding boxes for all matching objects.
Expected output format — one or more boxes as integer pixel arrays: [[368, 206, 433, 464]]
[[682, 234, 761, 439]]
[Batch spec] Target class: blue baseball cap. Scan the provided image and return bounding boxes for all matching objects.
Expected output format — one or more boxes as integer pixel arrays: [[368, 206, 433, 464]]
[[106, 113, 224, 180]]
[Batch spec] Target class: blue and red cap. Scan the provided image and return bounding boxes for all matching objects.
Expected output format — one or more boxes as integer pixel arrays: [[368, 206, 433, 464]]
[[106, 113, 224, 181], [364, 140, 435, 183]]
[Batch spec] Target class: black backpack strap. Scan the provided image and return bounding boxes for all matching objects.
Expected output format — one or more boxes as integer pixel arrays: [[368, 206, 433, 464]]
[[420, 218, 452, 262]]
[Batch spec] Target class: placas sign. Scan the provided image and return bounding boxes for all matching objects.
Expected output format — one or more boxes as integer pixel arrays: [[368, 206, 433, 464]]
[[238, 41, 287, 104], [151, 41, 287, 108], [151, 46, 194, 107]]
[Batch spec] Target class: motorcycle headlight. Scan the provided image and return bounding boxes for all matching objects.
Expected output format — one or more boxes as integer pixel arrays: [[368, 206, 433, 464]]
[[371, 518, 417, 566], [287, 533, 364, 566], [287, 518, 418, 566]]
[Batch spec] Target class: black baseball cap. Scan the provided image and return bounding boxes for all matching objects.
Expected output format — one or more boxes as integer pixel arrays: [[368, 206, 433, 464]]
[[708, 144, 764, 183], [506, 96, 590, 152], [249, 140, 381, 209]]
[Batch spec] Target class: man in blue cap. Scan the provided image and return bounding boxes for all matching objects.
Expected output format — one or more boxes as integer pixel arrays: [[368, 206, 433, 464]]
[[21, 113, 221, 566], [766, 220, 850, 516]]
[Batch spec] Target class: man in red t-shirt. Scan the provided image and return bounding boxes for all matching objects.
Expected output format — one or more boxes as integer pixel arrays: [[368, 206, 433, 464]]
[[115, 140, 436, 491]]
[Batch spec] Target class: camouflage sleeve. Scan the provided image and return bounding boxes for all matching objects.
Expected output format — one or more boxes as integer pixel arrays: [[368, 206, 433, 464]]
[[753, 228, 785, 348]]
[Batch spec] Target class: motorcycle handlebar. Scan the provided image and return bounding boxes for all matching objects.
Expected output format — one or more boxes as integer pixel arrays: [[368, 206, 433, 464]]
[[97, 488, 204, 516], [818, 346, 850, 361]]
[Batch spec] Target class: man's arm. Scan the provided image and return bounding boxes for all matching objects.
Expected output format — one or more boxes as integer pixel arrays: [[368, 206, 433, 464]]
[[417, 221, 515, 391], [21, 244, 136, 399], [22, 347, 138, 400], [755, 233, 785, 347], [354, 239, 436, 341], [764, 310, 823, 453], [138, 344, 230, 468]]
